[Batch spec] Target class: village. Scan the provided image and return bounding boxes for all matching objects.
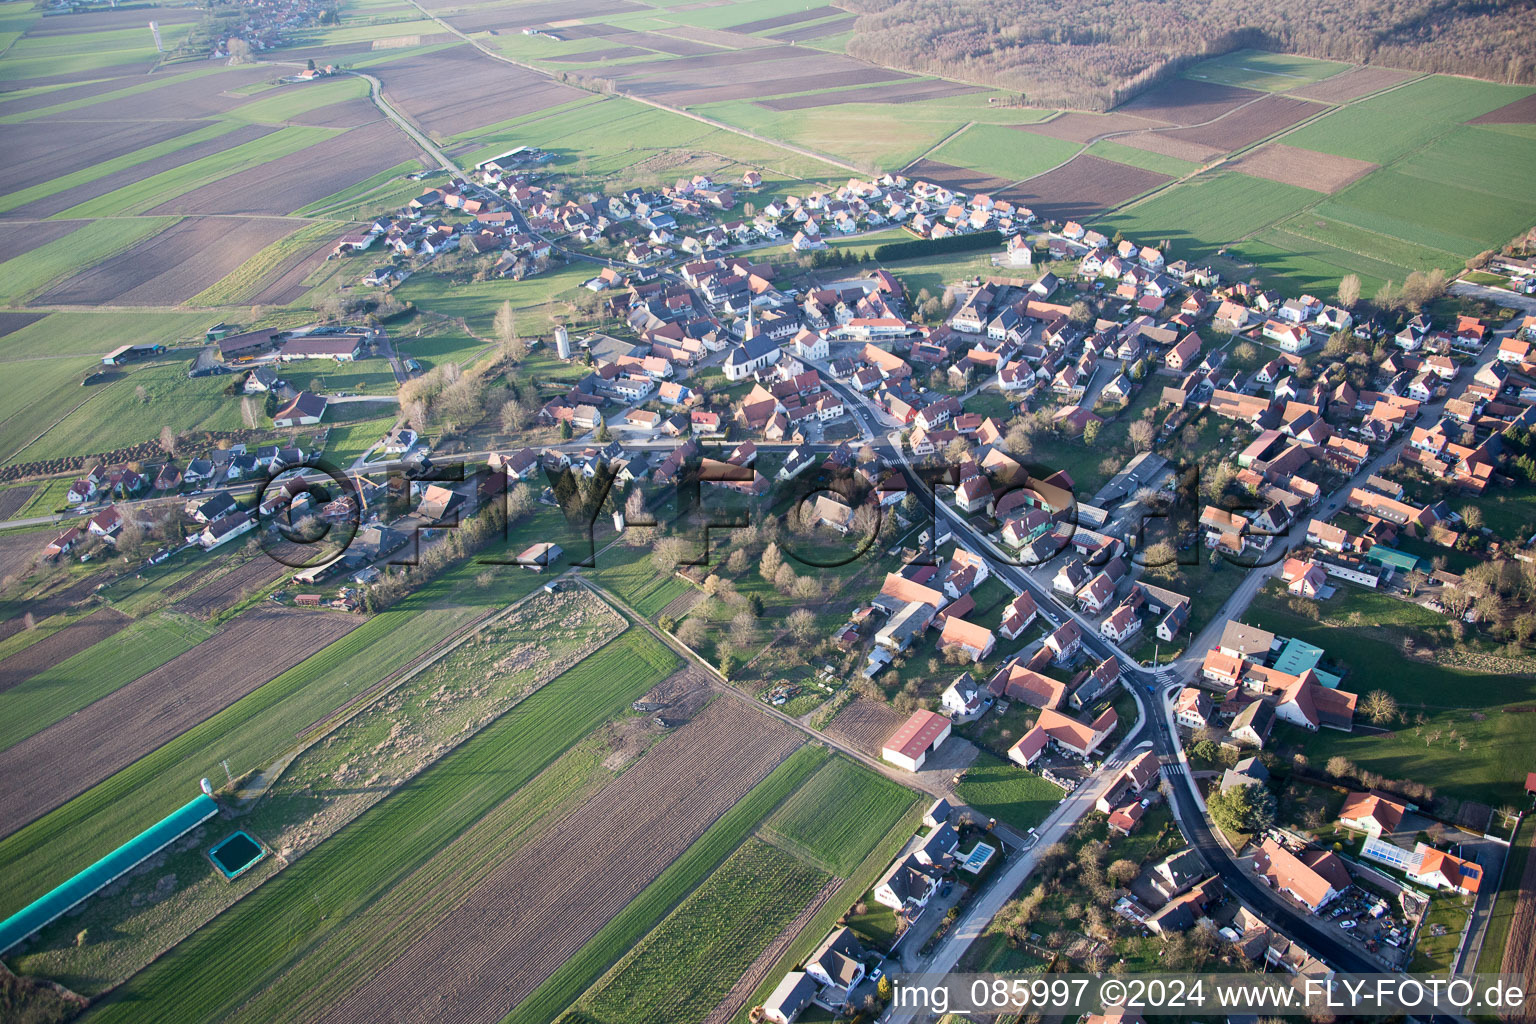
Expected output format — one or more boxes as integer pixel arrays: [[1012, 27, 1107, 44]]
[[15, 129, 1536, 1024]]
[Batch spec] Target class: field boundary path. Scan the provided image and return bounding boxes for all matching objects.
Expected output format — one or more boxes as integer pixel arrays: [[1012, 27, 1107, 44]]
[[394, 0, 867, 175]]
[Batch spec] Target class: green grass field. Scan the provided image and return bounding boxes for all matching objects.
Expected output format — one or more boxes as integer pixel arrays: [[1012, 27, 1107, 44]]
[[84, 629, 680, 1024], [0, 311, 211, 361], [758, 755, 919, 876], [955, 751, 1062, 833], [1085, 139, 1203, 177], [1097, 171, 1319, 257], [569, 839, 830, 1024], [932, 123, 1081, 182], [1286, 76, 1533, 163], [587, 543, 693, 619], [11, 361, 248, 465], [1244, 587, 1536, 806], [1183, 49, 1351, 93], [0, 612, 216, 752], [321, 413, 396, 464]]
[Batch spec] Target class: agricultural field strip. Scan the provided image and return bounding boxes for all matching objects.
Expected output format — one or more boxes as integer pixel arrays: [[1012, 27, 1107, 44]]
[[756, 755, 919, 877], [51, 125, 339, 220], [502, 744, 832, 1024], [732, 804, 927, 1023], [316, 698, 805, 1024], [0, 605, 126, 693], [0, 557, 558, 909], [82, 628, 682, 1024], [570, 838, 833, 1024], [0, 610, 215, 753], [14, 591, 629, 1003], [1107, 74, 1536, 274]]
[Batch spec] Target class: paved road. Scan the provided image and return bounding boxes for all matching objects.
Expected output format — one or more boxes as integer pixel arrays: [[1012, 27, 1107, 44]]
[[887, 740, 1151, 1021], [824, 364, 1384, 978], [1450, 281, 1536, 315], [346, 69, 463, 179]]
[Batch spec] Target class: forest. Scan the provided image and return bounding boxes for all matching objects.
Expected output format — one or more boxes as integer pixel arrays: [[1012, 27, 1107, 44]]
[[839, 0, 1536, 109]]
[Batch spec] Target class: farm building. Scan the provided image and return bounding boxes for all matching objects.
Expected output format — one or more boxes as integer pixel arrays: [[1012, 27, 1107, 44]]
[[881, 709, 951, 772], [217, 328, 283, 362], [279, 335, 362, 361], [516, 542, 563, 571], [101, 343, 166, 366], [273, 392, 328, 427]]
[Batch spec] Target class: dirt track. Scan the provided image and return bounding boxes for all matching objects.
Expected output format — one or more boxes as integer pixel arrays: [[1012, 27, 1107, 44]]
[[0, 606, 358, 838], [317, 698, 803, 1024]]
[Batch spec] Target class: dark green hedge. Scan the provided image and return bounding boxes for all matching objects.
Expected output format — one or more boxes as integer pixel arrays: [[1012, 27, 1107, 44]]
[[873, 230, 1001, 262]]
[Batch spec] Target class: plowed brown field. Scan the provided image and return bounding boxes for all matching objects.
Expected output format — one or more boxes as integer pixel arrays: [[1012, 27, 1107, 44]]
[[35, 216, 300, 306], [146, 124, 422, 217], [1161, 94, 1324, 151], [824, 696, 906, 757], [170, 556, 288, 617], [317, 698, 803, 1024], [0, 606, 358, 838], [1003, 153, 1169, 221], [1118, 79, 1262, 126], [1291, 65, 1417, 103], [372, 45, 584, 137], [1227, 142, 1376, 193], [1501, 839, 1536, 1021], [14, 124, 278, 219], [0, 606, 127, 693]]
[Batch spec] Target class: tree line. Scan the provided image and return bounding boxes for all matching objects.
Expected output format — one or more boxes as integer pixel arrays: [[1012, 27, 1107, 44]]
[[838, 0, 1536, 110]]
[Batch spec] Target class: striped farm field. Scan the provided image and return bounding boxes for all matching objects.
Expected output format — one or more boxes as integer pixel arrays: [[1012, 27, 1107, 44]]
[[758, 756, 920, 876], [83, 629, 680, 1024], [0, 555, 559, 911], [0, 611, 215, 753], [566, 839, 832, 1024], [509, 745, 830, 1024]]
